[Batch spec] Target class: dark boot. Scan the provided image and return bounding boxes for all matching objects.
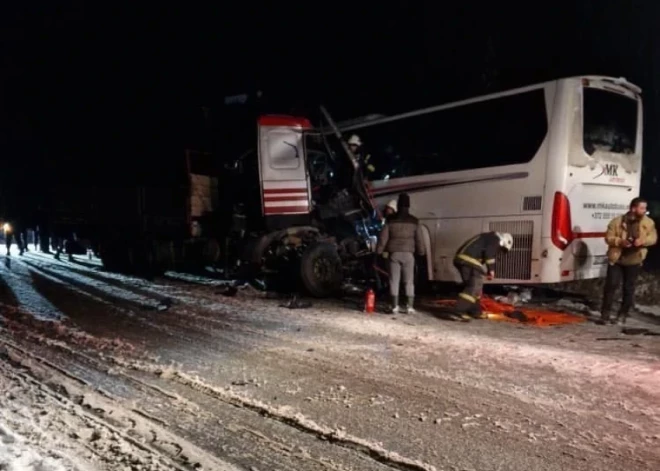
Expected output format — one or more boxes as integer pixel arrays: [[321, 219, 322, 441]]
[[454, 296, 474, 320], [469, 305, 487, 319]]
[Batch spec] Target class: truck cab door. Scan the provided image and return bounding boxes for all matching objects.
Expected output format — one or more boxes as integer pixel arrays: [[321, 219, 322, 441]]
[[257, 116, 312, 217]]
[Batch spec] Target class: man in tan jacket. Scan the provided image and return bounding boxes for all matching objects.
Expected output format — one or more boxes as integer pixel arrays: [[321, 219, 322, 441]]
[[601, 197, 657, 324]]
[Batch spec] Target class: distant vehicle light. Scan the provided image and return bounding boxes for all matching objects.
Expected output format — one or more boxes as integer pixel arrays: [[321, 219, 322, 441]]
[[2, 223, 11, 233]]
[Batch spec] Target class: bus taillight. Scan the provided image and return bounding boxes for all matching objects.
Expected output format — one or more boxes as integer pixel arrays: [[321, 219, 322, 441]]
[[551, 192, 573, 250]]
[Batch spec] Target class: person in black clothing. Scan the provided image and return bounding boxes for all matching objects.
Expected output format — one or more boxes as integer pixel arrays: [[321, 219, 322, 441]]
[[53, 234, 74, 261], [50, 223, 73, 261], [36, 205, 52, 253], [453, 231, 513, 319], [4, 220, 26, 256], [347, 134, 376, 180]]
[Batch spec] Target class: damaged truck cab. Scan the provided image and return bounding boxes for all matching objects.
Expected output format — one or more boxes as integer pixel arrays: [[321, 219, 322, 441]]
[[175, 113, 380, 296]]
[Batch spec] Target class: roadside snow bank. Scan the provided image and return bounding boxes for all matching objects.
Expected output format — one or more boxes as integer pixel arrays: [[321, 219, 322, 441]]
[[637, 304, 660, 320], [0, 424, 81, 471], [557, 270, 660, 305], [0, 262, 65, 321]]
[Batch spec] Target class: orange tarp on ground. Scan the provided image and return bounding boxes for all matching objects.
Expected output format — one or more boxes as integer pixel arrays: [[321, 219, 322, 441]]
[[432, 297, 586, 327]]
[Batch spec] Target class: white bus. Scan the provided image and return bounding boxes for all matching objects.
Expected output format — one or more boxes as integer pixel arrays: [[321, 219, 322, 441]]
[[340, 76, 643, 284]]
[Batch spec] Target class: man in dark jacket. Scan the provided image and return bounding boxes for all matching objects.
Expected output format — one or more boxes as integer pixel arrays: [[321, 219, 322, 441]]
[[376, 193, 425, 314], [453, 231, 513, 319], [4, 219, 26, 256]]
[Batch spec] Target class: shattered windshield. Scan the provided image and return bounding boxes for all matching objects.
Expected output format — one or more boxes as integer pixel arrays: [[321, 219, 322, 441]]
[[583, 88, 638, 156], [304, 133, 347, 187]]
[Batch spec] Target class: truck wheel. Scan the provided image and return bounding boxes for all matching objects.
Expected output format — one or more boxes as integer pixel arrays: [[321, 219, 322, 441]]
[[300, 242, 343, 298]]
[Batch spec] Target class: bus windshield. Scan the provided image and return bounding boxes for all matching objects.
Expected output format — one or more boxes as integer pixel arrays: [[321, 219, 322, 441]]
[[583, 88, 638, 156]]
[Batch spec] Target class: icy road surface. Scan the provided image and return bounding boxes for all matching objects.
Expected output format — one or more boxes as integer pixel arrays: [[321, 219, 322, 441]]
[[0, 251, 659, 471]]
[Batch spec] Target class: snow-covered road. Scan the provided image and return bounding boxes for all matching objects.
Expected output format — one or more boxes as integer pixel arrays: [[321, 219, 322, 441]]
[[0, 251, 659, 471]]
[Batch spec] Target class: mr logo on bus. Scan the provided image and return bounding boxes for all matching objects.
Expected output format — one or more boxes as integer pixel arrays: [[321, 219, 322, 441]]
[[594, 163, 620, 181]]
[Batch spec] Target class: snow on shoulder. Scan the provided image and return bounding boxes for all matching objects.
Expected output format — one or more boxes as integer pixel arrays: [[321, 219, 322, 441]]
[[0, 424, 83, 471]]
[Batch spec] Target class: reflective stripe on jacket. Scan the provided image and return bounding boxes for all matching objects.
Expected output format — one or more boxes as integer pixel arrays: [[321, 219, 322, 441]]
[[454, 232, 501, 273]]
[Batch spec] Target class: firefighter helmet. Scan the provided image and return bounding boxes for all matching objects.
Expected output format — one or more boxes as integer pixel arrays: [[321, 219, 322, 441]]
[[497, 232, 514, 251], [385, 199, 397, 213], [347, 134, 362, 146]]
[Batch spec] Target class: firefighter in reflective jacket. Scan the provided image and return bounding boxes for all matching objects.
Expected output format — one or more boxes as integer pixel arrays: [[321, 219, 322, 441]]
[[347, 134, 375, 178], [453, 232, 513, 319]]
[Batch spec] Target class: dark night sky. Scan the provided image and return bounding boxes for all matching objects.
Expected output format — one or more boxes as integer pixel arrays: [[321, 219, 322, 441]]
[[1, 2, 660, 207]]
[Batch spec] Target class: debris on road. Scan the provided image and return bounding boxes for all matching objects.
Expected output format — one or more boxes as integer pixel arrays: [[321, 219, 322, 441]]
[[430, 296, 587, 326]]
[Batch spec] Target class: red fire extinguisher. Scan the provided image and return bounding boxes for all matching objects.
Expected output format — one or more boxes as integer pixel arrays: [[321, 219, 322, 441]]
[[364, 288, 376, 314]]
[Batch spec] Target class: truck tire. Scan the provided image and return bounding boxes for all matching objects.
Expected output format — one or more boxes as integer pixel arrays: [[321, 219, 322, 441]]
[[300, 242, 343, 298]]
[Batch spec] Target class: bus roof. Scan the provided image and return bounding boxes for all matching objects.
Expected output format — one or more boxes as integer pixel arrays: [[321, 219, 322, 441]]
[[338, 76, 642, 132], [334, 114, 386, 129], [579, 76, 642, 95]]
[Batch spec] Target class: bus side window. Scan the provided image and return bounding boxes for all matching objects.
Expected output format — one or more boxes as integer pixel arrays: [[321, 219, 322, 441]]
[[355, 89, 548, 179]]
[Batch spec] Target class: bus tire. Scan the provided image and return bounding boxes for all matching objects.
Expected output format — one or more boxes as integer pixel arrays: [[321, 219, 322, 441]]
[[300, 242, 343, 298]]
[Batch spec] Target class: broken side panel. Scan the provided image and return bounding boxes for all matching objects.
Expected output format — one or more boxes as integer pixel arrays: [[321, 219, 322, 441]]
[[257, 116, 313, 217]]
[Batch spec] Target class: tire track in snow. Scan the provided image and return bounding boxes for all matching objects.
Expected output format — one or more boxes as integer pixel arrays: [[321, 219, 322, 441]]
[[24, 256, 301, 350], [0, 339, 243, 471], [2, 329, 399, 471], [108, 356, 439, 471], [10, 259, 125, 312], [10, 259, 279, 370], [20, 258, 167, 312], [28, 254, 176, 305], [0, 256, 65, 321]]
